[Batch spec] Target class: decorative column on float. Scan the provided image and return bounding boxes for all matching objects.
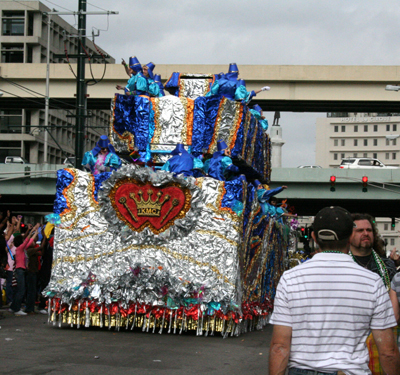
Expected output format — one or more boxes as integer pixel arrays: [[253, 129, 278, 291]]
[[270, 111, 285, 168]]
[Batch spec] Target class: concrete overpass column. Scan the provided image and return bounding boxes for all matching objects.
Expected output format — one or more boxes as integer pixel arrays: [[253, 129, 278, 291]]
[[270, 125, 285, 168]]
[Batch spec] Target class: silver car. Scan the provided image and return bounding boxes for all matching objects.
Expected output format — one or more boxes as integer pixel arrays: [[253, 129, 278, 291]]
[[339, 157, 398, 169]]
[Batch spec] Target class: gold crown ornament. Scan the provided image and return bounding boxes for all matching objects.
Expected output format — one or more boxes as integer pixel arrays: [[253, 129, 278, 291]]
[[130, 189, 169, 217]]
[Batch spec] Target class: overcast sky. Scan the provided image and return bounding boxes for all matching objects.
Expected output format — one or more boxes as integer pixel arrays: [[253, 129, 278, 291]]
[[40, 0, 400, 167]]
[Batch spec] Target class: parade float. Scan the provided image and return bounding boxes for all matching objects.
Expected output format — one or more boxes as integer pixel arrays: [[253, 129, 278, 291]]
[[44, 70, 294, 336]]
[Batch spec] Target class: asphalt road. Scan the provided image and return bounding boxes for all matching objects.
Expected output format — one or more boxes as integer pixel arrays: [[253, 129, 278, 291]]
[[0, 309, 272, 375]]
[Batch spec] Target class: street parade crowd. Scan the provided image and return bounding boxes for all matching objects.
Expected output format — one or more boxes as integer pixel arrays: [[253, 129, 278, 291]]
[[1, 58, 400, 374]]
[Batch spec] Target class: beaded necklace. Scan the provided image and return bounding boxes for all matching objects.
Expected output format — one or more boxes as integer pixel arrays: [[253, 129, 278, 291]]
[[350, 250, 391, 291]]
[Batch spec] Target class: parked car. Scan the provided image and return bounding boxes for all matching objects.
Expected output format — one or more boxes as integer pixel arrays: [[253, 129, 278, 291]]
[[4, 156, 27, 164], [297, 165, 322, 169], [339, 157, 398, 169]]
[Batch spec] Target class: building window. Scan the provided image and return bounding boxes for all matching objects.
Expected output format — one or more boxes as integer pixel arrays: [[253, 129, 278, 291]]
[[341, 153, 345, 159], [1, 44, 23, 63], [334, 139, 338, 146], [354, 125, 358, 132], [364, 125, 368, 132], [353, 153, 357, 157], [27, 12, 34, 36], [386, 124, 390, 131], [386, 153, 389, 159], [386, 138, 390, 146], [363, 153, 368, 157], [341, 125, 345, 132], [373, 139, 378, 146], [2, 11, 25, 36], [373, 153, 377, 159], [384, 224, 388, 231], [394, 139, 397, 146], [333, 153, 338, 160], [0, 110, 23, 133], [364, 139, 368, 146], [390, 238, 395, 245], [334, 125, 338, 133], [373, 125, 378, 132], [341, 139, 345, 146], [391, 225, 395, 232], [393, 153, 397, 160], [394, 124, 397, 131], [354, 139, 358, 146]]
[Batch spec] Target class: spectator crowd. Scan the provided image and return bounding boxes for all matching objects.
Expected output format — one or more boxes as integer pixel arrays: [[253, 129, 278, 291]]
[[0, 207, 54, 319]]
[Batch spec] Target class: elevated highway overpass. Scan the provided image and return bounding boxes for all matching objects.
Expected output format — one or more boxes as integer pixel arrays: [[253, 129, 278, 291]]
[[2, 64, 400, 112], [0, 164, 399, 217]]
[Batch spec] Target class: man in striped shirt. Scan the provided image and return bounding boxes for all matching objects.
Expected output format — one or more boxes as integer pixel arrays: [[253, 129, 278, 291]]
[[269, 206, 400, 375]]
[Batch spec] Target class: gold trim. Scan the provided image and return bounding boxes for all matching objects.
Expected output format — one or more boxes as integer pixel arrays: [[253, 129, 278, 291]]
[[53, 243, 233, 285], [59, 168, 78, 223], [196, 229, 238, 247], [206, 204, 240, 223], [180, 96, 188, 143], [151, 97, 161, 145], [208, 97, 226, 153], [57, 230, 108, 245]]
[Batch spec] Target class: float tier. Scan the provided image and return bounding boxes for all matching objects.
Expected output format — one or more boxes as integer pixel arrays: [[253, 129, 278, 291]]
[[45, 166, 288, 335]]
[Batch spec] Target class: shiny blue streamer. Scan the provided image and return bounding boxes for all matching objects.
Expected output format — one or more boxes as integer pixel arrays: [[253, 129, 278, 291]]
[[53, 169, 75, 214], [221, 176, 245, 210], [203, 96, 221, 151], [94, 172, 112, 202], [113, 94, 136, 141], [191, 96, 207, 154], [231, 104, 246, 158], [133, 96, 152, 151], [145, 100, 156, 161]]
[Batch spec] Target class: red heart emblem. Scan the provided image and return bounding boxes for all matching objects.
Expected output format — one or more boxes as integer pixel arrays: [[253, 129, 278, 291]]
[[109, 178, 192, 234]]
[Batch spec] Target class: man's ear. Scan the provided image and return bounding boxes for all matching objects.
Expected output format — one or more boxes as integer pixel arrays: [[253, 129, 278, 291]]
[[311, 231, 317, 242]]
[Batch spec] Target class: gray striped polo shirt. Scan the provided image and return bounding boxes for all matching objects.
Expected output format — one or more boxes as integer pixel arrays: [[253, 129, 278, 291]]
[[270, 252, 396, 375], [391, 272, 400, 303]]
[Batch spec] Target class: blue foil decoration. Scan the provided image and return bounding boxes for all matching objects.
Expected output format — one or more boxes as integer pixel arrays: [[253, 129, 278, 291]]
[[53, 169, 74, 214], [93, 172, 112, 202]]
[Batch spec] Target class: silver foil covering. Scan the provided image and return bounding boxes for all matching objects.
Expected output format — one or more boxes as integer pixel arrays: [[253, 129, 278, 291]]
[[46, 167, 240, 308]]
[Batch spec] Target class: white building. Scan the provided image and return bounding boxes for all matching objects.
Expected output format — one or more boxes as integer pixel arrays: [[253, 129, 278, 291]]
[[0, 0, 114, 164], [316, 112, 399, 256], [316, 113, 399, 168]]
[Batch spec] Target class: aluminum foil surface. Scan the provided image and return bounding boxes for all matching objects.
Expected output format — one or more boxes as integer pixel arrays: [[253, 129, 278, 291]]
[[46, 167, 241, 308]]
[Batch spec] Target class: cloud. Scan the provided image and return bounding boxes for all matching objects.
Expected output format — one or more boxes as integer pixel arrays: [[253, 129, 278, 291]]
[[52, 0, 400, 166]]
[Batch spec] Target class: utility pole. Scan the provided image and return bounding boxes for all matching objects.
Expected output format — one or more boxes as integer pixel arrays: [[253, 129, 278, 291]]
[[75, 0, 87, 170], [43, 4, 118, 169]]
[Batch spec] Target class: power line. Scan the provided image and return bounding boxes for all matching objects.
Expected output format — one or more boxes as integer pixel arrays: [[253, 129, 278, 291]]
[[87, 2, 108, 12], [0, 76, 78, 111], [42, 0, 74, 12], [12, 0, 44, 13]]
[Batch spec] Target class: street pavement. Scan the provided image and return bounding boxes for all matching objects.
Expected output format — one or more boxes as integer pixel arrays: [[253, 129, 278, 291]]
[[0, 309, 272, 375]]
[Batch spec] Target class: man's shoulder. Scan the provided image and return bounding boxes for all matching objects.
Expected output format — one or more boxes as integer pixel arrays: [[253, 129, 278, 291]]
[[283, 255, 382, 281]]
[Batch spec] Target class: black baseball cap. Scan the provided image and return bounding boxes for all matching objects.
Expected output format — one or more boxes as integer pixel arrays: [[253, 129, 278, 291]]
[[313, 206, 354, 241]]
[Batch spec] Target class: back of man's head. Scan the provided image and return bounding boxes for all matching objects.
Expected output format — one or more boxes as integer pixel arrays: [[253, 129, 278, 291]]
[[313, 206, 354, 251]]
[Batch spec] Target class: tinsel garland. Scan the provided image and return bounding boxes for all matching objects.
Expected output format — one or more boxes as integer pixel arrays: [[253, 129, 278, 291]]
[[47, 298, 272, 337]]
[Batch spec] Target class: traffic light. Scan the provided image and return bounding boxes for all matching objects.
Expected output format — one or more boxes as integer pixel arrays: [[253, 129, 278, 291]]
[[392, 218, 396, 228], [21, 223, 25, 228], [362, 176, 368, 192], [330, 176, 336, 192], [304, 227, 309, 239], [298, 227, 305, 242]]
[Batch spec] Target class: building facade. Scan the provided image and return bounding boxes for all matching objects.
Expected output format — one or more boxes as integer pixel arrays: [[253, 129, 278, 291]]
[[316, 113, 400, 168], [316, 112, 400, 257], [0, 0, 114, 164]]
